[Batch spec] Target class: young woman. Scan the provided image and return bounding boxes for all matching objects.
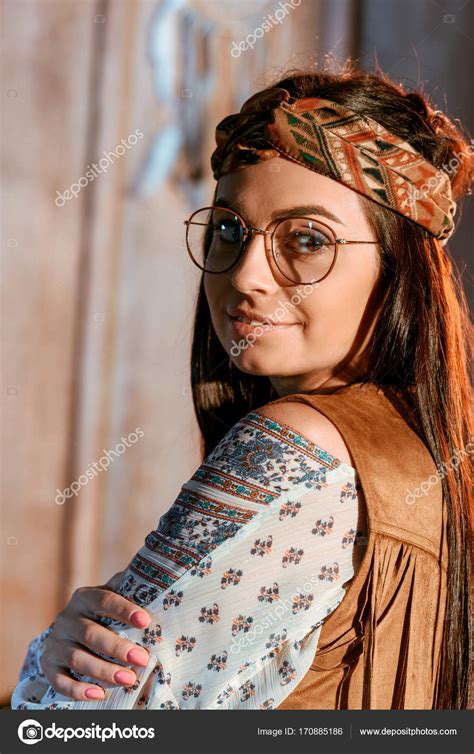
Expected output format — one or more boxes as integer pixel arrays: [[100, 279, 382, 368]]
[[13, 63, 473, 710]]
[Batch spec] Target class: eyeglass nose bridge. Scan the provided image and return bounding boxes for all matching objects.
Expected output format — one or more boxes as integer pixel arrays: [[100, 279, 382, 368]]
[[238, 225, 274, 266], [242, 225, 273, 240]]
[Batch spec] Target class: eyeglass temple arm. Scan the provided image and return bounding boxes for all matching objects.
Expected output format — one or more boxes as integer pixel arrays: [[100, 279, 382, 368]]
[[336, 239, 379, 245]]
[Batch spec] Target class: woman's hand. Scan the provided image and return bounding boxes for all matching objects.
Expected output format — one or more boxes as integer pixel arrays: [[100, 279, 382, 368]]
[[40, 571, 152, 701]]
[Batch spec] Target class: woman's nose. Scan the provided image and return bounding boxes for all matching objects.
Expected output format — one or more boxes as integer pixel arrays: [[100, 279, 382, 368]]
[[229, 231, 278, 292]]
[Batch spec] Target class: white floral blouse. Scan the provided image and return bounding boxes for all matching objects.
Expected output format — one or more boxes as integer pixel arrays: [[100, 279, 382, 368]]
[[12, 410, 367, 710]]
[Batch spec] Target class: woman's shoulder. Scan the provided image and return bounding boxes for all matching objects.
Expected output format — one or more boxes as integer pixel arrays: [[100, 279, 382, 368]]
[[253, 400, 354, 469]]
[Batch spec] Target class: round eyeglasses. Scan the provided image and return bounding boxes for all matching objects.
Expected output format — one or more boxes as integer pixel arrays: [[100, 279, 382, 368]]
[[184, 206, 379, 285]]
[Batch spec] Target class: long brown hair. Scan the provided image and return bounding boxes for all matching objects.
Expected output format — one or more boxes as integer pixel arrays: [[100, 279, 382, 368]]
[[190, 62, 473, 708]]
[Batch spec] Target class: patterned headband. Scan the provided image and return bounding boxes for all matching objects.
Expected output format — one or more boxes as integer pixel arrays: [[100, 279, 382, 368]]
[[210, 87, 457, 242]]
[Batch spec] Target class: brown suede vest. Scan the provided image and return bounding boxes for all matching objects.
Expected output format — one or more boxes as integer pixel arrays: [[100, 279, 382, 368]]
[[267, 382, 448, 710]]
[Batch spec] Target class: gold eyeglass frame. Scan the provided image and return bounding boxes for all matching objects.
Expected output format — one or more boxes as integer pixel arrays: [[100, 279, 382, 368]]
[[184, 205, 379, 285]]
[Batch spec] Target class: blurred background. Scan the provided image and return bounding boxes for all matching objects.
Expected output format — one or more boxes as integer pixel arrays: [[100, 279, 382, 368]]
[[2, 0, 473, 704]]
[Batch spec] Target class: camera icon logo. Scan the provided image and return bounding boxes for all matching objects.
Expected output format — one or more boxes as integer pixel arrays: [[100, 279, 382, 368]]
[[18, 719, 44, 745]]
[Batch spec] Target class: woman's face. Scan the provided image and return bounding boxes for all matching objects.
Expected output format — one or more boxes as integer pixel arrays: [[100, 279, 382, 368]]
[[203, 157, 385, 396]]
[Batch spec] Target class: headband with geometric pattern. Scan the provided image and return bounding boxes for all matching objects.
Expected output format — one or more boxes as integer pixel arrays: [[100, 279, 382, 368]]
[[211, 87, 457, 242]]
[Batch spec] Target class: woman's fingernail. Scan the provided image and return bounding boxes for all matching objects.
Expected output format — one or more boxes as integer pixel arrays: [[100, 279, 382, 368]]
[[85, 688, 104, 700], [130, 610, 149, 628], [114, 670, 136, 685], [127, 648, 149, 666]]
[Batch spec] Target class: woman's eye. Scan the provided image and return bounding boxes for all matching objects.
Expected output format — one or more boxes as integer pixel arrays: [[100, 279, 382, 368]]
[[215, 220, 242, 244], [285, 230, 330, 254]]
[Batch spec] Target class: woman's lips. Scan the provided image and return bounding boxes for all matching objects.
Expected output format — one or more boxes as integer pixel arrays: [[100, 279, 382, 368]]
[[228, 314, 298, 337]]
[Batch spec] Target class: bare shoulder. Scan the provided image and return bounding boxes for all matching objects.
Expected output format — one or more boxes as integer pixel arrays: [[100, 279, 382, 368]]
[[254, 401, 354, 468]]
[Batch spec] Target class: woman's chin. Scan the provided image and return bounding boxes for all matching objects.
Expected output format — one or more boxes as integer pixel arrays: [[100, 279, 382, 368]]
[[230, 352, 291, 377]]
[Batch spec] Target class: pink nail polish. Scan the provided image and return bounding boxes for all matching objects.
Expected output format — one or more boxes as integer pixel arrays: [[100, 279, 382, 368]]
[[130, 610, 149, 628], [127, 648, 149, 666], [114, 670, 136, 685], [85, 688, 104, 700]]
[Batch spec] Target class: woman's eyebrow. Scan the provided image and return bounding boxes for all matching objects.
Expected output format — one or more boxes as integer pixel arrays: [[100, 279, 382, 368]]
[[214, 198, 346, 227], [271, 204, 346, 227]]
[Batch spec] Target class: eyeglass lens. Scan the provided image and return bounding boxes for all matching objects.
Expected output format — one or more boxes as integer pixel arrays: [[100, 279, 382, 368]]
[[186, 207, 337, 284]]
